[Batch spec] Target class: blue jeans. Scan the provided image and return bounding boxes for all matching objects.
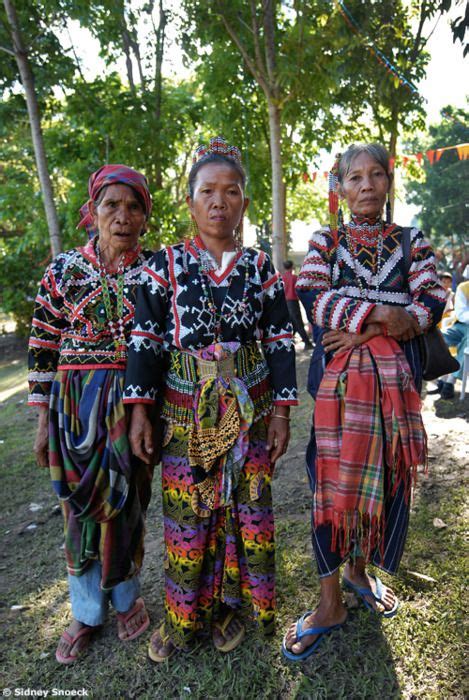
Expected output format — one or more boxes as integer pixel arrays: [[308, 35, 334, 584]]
[[68, 561, 141, 626], [442, 321, 468, 380]]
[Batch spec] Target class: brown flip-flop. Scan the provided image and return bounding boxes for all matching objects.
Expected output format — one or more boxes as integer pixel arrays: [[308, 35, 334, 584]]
[[55, 626, 95, 665], [116, 596, 150, 641]]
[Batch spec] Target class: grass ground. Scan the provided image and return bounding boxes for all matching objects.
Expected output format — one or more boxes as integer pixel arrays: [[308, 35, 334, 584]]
[[0, 339, 467, 699]]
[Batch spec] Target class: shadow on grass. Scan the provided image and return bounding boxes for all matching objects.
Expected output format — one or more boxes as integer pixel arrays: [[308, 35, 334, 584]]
[[275, 519, 402, 699]]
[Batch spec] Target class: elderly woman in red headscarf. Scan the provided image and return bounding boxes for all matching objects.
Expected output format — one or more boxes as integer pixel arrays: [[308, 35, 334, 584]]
[[28, 165, 155, 664]]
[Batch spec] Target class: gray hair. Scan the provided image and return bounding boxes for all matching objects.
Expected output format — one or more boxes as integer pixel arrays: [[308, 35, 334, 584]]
[[338, 143, 391, 183]]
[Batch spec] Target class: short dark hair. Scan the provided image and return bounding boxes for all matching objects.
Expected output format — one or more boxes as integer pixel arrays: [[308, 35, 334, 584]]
[[188, 153, 246, 198], [283, 260, 294, 270], [338, 143, 392, 184]]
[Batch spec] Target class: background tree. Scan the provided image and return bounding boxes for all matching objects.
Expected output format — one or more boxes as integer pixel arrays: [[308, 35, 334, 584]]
[[405, 106, 469, 258], [0, 0, 77, 255]]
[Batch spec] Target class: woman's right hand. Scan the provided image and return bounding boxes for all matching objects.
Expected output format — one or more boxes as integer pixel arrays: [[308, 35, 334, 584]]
[[129, 404, 154, 464], [369, 306, 421, 342], [34, 406, 49, 468]]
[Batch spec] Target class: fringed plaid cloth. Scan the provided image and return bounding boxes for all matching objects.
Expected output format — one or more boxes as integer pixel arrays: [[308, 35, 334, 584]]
[[49, 369, 153, 589], [314, 336, 427, 562]]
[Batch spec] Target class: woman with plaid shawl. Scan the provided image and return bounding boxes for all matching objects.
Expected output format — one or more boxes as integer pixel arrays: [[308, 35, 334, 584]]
[[28, 165, 155, 664], [282, 144, 446, 661]]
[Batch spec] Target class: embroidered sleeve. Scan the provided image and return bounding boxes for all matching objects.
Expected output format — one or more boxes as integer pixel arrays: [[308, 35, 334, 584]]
[[123, 250, 169, 405], [296, 229, 375, 333], [28, 260, 67, 407], [405, 229, 447, 330], [257, 252, 298, 406]]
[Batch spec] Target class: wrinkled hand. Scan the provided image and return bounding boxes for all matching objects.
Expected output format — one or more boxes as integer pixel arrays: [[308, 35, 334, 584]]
[[267, 416, 290, 465], [129, 405, 154, 464], [34, 406, 49, 468], [382, 307, 421, 342], [323, 322, 383, 354], [34, 424, 49, 468], [323, 330, 360, 354]]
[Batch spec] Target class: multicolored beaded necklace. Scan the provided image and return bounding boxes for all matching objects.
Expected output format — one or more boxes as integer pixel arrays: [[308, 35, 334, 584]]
[[198, 248, 250, 342], [97, 245, 127, 362], [344, 216, 384, 301]]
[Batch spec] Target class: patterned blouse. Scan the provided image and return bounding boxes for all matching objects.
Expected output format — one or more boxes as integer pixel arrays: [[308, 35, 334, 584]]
[[28, 239, 152, 407], [296, 222, 446, 333], [123, 237, 298, 409]]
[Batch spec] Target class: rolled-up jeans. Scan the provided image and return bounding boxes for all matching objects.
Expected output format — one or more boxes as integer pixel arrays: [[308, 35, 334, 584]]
[[68, 561, 141, 626]]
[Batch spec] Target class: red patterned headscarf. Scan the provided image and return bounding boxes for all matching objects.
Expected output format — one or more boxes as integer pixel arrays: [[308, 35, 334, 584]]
[[77, 164, 153, 239]]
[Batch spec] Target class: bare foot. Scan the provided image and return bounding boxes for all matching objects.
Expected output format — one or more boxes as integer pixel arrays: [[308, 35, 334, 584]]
[[56, 619, 95, 662], [212, 613, 244, 650], [344, 562, 397, 613], [283, 603, 347, 656], [148, 626, 176, 662]]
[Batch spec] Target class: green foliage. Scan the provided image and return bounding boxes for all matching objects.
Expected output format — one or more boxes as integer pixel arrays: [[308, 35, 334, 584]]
[[404, 106, 469, 253]]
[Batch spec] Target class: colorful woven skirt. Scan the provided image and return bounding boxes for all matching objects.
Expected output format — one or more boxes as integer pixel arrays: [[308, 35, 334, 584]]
[[161, 417, 275, 649], [49, 368, 153, 590]]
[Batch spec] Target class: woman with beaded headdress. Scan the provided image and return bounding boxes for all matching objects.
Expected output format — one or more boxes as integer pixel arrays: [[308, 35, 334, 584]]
[[282, 144, 446, 661], [124, 136, 297, 661], [28, 165, 155, 663]]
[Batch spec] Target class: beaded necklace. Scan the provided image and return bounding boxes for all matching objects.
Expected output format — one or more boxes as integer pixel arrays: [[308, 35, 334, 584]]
[[344, 219, 384, 301], [198, 250, 250, 342], [97, 245, 127, 362]]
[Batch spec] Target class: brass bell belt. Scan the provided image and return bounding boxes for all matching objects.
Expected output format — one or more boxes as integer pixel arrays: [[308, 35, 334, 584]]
[[196, 355, 236, 380]]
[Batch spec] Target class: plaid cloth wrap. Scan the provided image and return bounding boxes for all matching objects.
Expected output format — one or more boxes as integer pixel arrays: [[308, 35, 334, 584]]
[[49, 368, 152, 589], [314, 335, 426, 560]]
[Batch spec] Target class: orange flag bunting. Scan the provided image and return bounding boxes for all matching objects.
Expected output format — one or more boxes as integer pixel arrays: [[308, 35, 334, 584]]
[[457, 144, 469, 160], [416, 152, 423, 165], [435, 149, 444, 162], [426, 150, 436, 164], [302, 172, 309, 182], [311, 172, 317, 182]]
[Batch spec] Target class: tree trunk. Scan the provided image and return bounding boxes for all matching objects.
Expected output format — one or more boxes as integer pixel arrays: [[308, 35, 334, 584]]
[[267, 99, 285, 270], [388, 102, 399, 220], [153, 0, 166, 190], [3, 0, 62, 256]]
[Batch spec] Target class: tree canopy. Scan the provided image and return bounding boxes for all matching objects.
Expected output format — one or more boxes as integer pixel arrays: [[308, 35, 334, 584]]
[[0, 0, 466, 330], [405, 106, 469, 255]]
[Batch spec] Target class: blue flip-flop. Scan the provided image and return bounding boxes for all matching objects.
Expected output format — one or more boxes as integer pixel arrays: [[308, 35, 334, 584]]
[[281, 611, 345, 662], [343, 574, 399, 618]]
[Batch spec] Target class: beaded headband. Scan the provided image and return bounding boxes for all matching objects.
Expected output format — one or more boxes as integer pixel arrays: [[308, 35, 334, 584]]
[[192, 135, 242, 165], [328, 153, 342, 245]]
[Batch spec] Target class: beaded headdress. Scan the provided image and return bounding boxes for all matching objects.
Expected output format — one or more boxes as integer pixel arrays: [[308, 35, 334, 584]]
[[328, 153, 342, 246], [192, 135, 242, 165]]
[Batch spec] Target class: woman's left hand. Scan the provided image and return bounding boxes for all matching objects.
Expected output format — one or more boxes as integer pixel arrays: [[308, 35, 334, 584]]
[[267, 415, 290, 464], [323, 323, 383, 354], [323, 329, 360, 354]]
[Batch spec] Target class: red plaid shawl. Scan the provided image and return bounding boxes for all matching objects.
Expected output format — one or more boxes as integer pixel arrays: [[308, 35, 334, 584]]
[[314, 336, 427, 560]]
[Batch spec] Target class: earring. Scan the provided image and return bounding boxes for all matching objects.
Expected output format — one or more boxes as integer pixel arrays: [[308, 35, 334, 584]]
[[385, 196, 392, 225], [191, 216, 199, 238], [338, 207, 344, 231], [235, 219, 244, 249]]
